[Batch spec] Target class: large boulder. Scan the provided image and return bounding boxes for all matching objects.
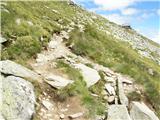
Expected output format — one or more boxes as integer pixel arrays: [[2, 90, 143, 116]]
[[45, 74, 74, 89], [0, 60, 40, 80], [73, 63, 100, 87], [107, 105, 132, 120], [1, 75, 35, 120], [130, 101, 159, 120]]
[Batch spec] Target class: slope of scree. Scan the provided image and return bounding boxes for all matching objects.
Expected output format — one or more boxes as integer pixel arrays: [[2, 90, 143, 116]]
[[1, 0, 160, 119]]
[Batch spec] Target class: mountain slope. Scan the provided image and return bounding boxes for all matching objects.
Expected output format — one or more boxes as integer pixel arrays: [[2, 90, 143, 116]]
[[1, 1, 160, 118]]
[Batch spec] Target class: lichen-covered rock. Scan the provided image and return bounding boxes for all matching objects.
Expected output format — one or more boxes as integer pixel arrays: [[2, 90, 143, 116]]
[[0, 60, 40, 80], [1, 76, 35, 120], [130, 101, 159, 120]]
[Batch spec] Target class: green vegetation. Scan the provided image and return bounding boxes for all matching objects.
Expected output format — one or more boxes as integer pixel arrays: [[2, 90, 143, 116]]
[[56, 60, 105, 117], [68, 24, 160, 116], [127, 91, 142, 101], [1, 1, 76, 63]]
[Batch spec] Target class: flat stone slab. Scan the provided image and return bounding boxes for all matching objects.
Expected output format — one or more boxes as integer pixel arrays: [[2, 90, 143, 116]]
[[73, 63, 100, 87], [107, 105, 132, 120], [45, 74, 74, 89], [0, 60, 40, 81], [130, 101, 159, 120]]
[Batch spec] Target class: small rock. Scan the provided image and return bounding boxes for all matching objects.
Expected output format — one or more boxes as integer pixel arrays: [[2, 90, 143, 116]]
[[108, 96, 115, 104], [58, 19, 63, 24], [61, 31, 69, 40], [101, 90, 108, 95], [68, 112, 84, 119], [61, 108, 68, 112], [16, 18, 21, 25], [104, 76, 115, 83], [48, 40, 59, 49], [148, 68, 154, 75], [43, 92, 47, 96], [95, 115, 105, 120], [103, 96, 108, 100], [42, 100, 53, 110], [122, 79, 133, 84], [52, 9, 59, 13], [60, 114, 65, 119], [91, 93, 98, 97], [0, 36, 7, 44], [105, 83, 115, 95], [27, 21, 33, 26]]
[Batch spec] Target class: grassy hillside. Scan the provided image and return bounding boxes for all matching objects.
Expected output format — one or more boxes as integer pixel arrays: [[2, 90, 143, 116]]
[[68, 24, 160, 115], [1, 1, 75, 63], [1, 1, 160, 117]]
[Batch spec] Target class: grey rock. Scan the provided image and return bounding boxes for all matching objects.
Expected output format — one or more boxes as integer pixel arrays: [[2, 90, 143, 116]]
[[108, 96, 115, 104], [121, 75, 133, 84], [105, 83, 115, 96], [60, 114, 65, 119], [45, 74, 74, 89], [27, 21, 33, 26], [0, 36, 7, 44], [52, 9, 59, 14], [0, 60, 40, 80], [42, 100, 53, 110], [68, 112, 84, 119], [16, 18, 21, 25], [107, 105, 132, 120], [148, 68, 154, 75], [95, 115, 105, 120], [2, 76, 35, 120], [61, 31, 69, 40], [73, 63, 100, 87], [117, 75, 129, 106], [104, 76, 116, 83], [130, 101, 159, 120]]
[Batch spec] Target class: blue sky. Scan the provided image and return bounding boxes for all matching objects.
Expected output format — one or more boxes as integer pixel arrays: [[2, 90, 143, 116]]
[[74, 0, 160, 44]]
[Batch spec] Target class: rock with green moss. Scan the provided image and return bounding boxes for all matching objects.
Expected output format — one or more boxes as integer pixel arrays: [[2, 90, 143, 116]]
[[1, 75, 35, 120]]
